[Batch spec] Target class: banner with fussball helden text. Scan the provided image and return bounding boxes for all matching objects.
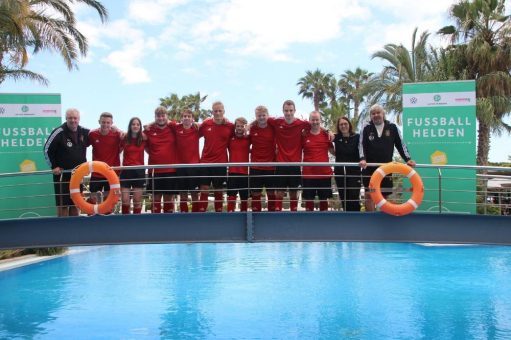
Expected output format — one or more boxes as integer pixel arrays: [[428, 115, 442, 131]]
[[0, 93, 61, 219], [403, 81, 476, 214]]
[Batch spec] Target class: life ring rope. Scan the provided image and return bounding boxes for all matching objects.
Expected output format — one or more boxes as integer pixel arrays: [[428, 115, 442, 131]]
[[369, 162, 424, 216], [69, 161, 120, 215]]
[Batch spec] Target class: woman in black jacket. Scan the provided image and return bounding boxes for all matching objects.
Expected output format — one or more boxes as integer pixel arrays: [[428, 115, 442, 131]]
[[333, 116, 361, 211]]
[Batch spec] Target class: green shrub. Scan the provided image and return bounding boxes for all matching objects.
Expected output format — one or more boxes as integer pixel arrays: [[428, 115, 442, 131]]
[[0, 249, 29, 260], [32, 247, 67, 256], [477, 204, 501, 215]]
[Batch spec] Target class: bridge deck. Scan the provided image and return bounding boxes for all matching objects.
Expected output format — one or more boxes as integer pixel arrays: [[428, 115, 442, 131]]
[[1, 212, 510, 249]]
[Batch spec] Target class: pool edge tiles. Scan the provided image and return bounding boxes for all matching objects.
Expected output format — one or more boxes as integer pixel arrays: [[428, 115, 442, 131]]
[[415, 243, 477, 247], [0, 254, 63, 272], [0, 246, 104, 272]]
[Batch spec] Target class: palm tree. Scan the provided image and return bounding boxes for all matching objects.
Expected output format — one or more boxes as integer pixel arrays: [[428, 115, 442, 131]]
[[368, 28, 432, 122], [426, 45, 470, 82], [439, 0, 511, 165], [338, 67, 373, 122], [325, 75, 342, 107], [297, 69, 334, 111], [0, 0, 108, 85], [322, 100, 349, 131], [0, 5, 48, 85], [181, 92, 210, 121], [159, 93, 181, 120], [159, 92, 210, 121]]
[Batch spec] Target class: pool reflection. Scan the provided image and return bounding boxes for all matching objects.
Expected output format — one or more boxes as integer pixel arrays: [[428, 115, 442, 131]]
[[0, 243, 510, 339]]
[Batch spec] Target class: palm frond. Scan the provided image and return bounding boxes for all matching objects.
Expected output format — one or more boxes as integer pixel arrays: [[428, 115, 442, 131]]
[[0, 0, 107, 85], [0, 68, 48, 85]]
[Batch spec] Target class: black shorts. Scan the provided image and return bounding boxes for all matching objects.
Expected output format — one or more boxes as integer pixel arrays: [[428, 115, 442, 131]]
[[89, 176, 111, 192], [227, 173, 249, 200], [275, 166, 301, 191], [147, 172, 178, 195], [250, 169, 275, 193], [362, 166, 393, 198], [120, 169, 146, 189], [302, 178, 333, 200], [334, 174, 361, 193], [334, 168, 362, 192], [53, 172, 79, 207], [199, 166, 227, 188], [176, 168, 200, 192]]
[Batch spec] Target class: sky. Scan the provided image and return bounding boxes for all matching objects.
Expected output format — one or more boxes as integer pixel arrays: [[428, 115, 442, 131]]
[[2, 0, 510, 162]]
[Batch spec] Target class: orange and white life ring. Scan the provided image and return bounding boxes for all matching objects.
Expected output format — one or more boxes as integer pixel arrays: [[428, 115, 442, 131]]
[[69, 161, 120, 215], [369, 162, 424, 216]]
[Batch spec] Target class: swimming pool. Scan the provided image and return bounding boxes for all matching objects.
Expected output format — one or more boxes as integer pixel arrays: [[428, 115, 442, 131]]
[[1, 243, 510, 339]]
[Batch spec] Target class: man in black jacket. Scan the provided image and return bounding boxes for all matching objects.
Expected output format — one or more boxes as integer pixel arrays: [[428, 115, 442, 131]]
[[359, 104, 416, 211], [44, 108, 90, 216]]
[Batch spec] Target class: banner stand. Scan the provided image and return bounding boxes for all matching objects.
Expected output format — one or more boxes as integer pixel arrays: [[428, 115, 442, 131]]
[[0, 93, 61, 219], [403, 81, 476, 214]]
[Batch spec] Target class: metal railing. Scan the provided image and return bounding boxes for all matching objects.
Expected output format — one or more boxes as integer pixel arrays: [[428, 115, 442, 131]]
[[1, 162, 511, 248], [0, 162, 510, 219]]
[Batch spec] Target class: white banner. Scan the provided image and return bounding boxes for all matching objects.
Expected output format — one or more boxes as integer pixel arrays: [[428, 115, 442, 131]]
[[403, 92, 476, 108], [0, 104, 61, 117]]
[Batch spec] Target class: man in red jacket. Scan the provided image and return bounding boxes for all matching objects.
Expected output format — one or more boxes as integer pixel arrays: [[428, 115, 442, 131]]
[[227, 117, 250, 212], [144, 106, 177, 213], [268, 100, 310, 211], [88, 112, 122, 205], [249, 105, 276, 211], [198, 101, 234, 212], [174, 109, 201, 212], [302, 111, 333, 211]]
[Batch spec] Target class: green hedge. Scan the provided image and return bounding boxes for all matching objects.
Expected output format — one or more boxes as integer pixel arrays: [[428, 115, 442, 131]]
[[0, 247, 67, 260]]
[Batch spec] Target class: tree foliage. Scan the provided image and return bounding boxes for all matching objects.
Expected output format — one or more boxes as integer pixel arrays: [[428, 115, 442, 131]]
[[439, 0, 511, 165], [297, 68, 372, 131], [159, 92, 210, 121], [367, 27, 432, 124], [0, 0, 108, 85], [338, 67, 373, 123], [297, 69, 334, 111]]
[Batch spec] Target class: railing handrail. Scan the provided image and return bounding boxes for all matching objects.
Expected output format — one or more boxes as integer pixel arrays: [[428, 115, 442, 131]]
[[0, 161, 510, 179], [478, 174, 511, 179]]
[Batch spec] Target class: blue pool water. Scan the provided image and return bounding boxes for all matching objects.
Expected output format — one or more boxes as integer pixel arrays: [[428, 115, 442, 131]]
[[1, 243, 511, 339]]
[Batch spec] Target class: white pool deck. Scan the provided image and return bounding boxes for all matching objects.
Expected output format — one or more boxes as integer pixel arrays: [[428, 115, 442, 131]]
[[0, 254, 64, 272], [0, 247, 101, 272]]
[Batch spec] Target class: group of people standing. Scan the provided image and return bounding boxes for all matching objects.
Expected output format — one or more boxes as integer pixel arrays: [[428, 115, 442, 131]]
[[43, 100, 415, 216]]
